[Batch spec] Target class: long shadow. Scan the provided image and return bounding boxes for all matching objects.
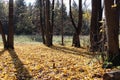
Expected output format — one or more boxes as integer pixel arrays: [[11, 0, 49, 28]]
[[8, 50, 33, 80], [50, 45, 98, 58]]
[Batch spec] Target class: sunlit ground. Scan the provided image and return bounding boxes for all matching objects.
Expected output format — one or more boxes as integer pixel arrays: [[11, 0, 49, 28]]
[[0, 35, 119, 80]]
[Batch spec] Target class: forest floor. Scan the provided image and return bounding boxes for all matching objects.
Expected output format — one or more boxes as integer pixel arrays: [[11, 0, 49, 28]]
[[0, 43, 118, 80]]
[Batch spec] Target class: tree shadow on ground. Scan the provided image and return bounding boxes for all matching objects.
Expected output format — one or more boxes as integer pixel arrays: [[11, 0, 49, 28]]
[[0, 49, 6, 56], [8, 50, 33, 80], [50, 45, 99, 58]]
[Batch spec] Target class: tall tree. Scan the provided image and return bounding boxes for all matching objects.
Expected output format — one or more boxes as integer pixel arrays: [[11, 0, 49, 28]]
[[76, 0, 82, 47], [50, 0, 55, 45], [7, 0, 14, 49], [39, 0, 45, 44], [45, 0, 52, 46], [105, 0, 120, 66], [116, 0, 120, 23], [69, 0, 82, 47], [34, 0, 46, 43], [90, 0, 102, 51], [97, 0, 103, 31], [61, 0, 64, 45]]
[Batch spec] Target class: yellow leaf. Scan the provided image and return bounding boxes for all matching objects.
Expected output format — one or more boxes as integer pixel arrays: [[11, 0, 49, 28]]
[[111, 4, 117, 8], [4, 74, 8, 79]]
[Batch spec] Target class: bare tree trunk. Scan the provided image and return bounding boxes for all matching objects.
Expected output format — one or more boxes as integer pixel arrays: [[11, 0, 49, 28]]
[[69, 0, 82, 48], [105, 0, 120, 66], [77, 0, 82, 47], [7, 0, 14, 49], [40, 0, 45, 44], [50, 0, 55, 45], [45, 0, 52, 46], [61, 0, 64, 45], [98, 0, 103, 39], [116, 0, 120, 24], [90, 0, 102, 52], [0, 21, 7, 48]]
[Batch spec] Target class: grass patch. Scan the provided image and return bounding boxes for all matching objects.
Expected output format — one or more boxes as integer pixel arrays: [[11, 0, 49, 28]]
[[0, 35, 90, 46]]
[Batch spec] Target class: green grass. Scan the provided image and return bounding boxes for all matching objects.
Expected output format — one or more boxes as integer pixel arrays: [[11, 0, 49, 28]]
[[0, 35, 90, 46], [14, 35, 42, 44], [53, 35, 90, 47], [53, 36, 73, 45]]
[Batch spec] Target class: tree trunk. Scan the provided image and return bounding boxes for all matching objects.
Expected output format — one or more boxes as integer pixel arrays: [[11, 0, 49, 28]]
[[90, 0, 102, 52], [50, 0, 54, 45], [72, 33, 80, 47], [0, 21, 7, 48], [45, 0, 52, 46], [105, 0, 120, 66], [116, 0, 119, 26], [61, 0, 64, 45], [40, 0, 45, 44], [7, 0, 14, 49], [69, 0, 82, 48], [77, 0, 82, 48], [98, 0, 103, 40]]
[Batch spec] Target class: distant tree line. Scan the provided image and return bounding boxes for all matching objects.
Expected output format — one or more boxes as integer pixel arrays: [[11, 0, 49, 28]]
[[0, 0, 90, 35]]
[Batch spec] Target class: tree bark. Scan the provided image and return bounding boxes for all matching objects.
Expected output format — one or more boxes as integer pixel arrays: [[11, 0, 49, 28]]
[[45, 0, 52, 46], [61, 0, 64, 45], [98, 0, 103, 40], [90, 0, 102, 52], [105, 0, 120, 66], [7, 0, 14, 49], [69, 0, 82, 48], [50, 0, 54, 45], [39, 0, 45, 44], [77, 0, 82, 47], [116, 0, 119, 26]]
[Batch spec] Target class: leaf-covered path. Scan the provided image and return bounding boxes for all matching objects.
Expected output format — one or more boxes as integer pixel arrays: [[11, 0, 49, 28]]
[[0, 44, 111, 80]]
